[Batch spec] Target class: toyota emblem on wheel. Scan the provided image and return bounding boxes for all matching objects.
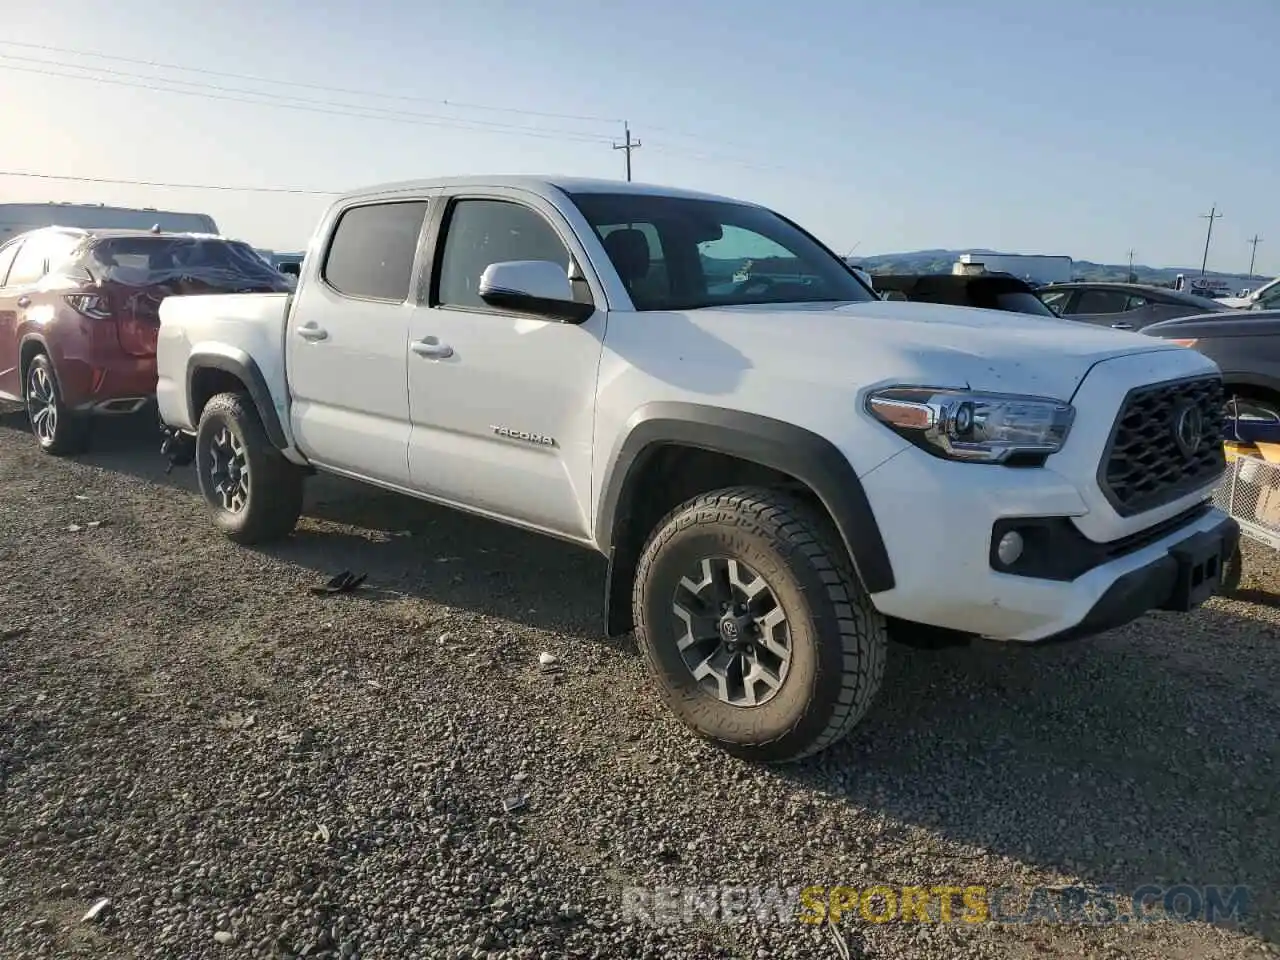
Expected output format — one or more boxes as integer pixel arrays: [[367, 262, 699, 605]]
[[1173, 402, 1205, 459]]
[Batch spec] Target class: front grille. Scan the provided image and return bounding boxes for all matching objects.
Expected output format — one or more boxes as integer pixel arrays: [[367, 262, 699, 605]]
[[1098, 375, 1225, 517]]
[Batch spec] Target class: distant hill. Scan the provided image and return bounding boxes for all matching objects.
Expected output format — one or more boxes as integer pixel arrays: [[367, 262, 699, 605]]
[[853, 249, 1269, 291]]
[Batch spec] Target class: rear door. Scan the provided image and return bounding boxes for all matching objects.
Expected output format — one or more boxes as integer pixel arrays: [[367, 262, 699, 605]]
[[286, 195, 433, 486], [0, 233, 80, 397], [0, 239, 24, 398]]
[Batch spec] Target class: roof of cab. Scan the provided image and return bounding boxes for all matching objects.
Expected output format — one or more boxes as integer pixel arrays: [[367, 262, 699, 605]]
[[340, 175, 753, 206]]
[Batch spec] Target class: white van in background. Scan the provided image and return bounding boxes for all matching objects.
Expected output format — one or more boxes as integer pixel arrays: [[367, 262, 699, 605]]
[[0, 202, 219, 242]]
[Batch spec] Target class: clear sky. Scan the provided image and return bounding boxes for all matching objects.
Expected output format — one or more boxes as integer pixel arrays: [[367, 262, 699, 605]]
[[1, 0, 1276, 274]]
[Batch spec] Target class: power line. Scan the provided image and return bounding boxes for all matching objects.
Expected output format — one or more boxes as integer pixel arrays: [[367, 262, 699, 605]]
[[0, 46, 812, 181], [0, 169, 338, 194], [0, 60, 616, 146], [1248, 234, 1264, 277], [0, 39, 622, 125], [1199, 205, 1222, 276], [613, 123, 641, 182]]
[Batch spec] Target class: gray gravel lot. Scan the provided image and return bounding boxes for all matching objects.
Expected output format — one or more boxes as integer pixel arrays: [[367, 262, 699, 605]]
[[0, 406, 1276, 960]]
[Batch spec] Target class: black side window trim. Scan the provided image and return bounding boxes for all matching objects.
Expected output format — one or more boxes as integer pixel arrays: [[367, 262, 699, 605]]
[[320, 198, 430, 304]]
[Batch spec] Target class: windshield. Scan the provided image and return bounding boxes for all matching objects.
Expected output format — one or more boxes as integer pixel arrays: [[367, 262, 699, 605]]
[[568, 192, 877, 310], [87, 236, 291, 290]]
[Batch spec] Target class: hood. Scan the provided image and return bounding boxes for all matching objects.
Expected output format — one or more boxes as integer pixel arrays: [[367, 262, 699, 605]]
[[689, 299, 1187, 401], [1144, 309, 1280, 338]]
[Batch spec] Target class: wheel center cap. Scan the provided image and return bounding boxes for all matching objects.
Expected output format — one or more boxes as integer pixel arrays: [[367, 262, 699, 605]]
[[719, 614, 753, 650]]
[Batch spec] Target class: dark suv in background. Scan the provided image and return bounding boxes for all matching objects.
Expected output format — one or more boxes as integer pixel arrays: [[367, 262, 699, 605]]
[[1036, 281, 1236, 330], [0, 226, 291, 454]]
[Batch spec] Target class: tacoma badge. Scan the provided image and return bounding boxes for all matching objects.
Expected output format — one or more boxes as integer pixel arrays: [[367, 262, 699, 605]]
[[490, 425, 557, 447]]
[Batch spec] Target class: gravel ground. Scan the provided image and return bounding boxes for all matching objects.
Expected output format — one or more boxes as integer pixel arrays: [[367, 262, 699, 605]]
[[0, 405, 1276, 960]]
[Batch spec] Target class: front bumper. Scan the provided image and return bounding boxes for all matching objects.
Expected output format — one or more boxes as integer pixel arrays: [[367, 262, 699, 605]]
[[1035, 514, 1238, 643], [861, 447, 1238, 642]]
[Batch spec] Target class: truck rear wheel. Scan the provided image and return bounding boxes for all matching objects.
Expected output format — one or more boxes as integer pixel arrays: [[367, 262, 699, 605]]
[[632, 486, 887, 763], [195, 392, 303, 544]]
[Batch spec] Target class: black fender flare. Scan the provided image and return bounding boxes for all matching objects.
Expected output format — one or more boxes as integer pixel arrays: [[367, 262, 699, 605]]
[[186, 350, 288, 450], [596, 402, 895, 634]]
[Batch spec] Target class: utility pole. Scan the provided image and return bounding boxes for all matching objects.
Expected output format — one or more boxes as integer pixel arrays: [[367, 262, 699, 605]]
[[1127, 249, 1135, 283], [1199, 205, 1222, 276], [1248, 234, 1263, 277], [612, 122, 641, 182]]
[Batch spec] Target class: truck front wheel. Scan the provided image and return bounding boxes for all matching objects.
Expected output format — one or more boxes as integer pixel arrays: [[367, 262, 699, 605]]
[[632, 486, 888, 763], [195, 391, 303, 544]]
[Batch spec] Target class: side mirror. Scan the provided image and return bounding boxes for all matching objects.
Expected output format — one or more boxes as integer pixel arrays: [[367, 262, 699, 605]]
[[478, 260, 594, 323]]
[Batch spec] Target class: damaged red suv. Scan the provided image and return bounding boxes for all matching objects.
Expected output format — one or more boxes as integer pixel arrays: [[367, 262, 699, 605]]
[[0, 227, 291, 454]]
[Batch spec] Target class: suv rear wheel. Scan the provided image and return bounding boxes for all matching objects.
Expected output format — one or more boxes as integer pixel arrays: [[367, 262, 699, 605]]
[[195, 391, 303, 544], [633, 486, 887, 762], [24, 353, 90, 456]]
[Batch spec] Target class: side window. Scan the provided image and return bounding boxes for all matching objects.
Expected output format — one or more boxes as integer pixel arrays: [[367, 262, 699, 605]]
[[1123, 295, 1148, 311], [0, 241, 20, 287], [1074, 289, 1129, 315], [437, 199, 570, 309], [1259, 286, 1280, 310], [1039, 290, 1072, 315], [7, 235, 55, 286], [322, 200, 428, 302]]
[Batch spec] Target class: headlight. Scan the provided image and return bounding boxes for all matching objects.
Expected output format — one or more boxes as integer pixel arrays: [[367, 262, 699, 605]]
[[866, 387, 1075, 464]]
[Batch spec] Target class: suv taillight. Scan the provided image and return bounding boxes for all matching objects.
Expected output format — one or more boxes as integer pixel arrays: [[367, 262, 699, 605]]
[[65, 294, 112, 319]]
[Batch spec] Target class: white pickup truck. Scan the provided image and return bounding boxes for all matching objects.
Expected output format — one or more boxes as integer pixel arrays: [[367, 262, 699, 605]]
[[155, 176, 1239, 762]]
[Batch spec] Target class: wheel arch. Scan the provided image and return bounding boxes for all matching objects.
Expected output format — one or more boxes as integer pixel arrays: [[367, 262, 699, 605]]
[[596, 402, 895, 636], [186, 350, 288, 450], [18, 334, 51, 379]]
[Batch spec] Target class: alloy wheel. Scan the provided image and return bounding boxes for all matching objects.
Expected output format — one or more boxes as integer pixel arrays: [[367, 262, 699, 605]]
[[208, 425, 250, 513], [671, 556, 792, 707], [26, 364, 58, 445]]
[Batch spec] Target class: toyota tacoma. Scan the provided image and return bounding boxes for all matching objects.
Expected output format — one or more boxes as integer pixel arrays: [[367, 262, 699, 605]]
[[154, 176, 1239, 762]]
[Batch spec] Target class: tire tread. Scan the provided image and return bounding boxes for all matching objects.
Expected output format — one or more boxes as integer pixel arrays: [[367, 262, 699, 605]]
[[632, 484, 887, 762]]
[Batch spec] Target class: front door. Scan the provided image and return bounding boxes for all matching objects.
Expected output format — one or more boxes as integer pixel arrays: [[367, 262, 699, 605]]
[[405, 192, 605, 541], [286, 197, 431, 486]]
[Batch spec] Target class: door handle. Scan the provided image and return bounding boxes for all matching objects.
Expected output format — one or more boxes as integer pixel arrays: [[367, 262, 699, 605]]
[[296, 325, 328, 341], [412, 338, 454, 359], [16, 296, 30, 308], [1111, 322, 1133, 330]]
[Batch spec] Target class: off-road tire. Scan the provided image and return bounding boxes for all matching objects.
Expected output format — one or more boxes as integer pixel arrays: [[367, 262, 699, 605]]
[[195, 391, 303, 544], [24, 353, 91, 456], [633, 485, 888, 763]]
